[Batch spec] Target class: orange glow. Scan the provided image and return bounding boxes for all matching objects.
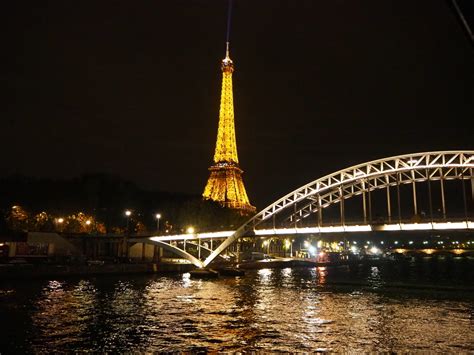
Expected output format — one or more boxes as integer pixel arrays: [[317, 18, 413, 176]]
[[202, 50, 255, 213]]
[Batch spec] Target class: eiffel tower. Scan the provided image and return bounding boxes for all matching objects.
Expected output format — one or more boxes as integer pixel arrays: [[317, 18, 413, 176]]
[[202, 42, 256, 214]]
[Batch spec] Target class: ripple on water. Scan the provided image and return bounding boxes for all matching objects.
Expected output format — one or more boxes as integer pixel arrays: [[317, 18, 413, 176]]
[[0, 262, 473, 352]]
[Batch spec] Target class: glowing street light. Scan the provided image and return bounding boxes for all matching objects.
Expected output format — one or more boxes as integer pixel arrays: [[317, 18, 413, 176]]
[[56, 217, 64, 232], [85, 220, 91, 225], [155, 213, 162, 233], [125, 210, 132, 233], [186, 226, 195, 234]]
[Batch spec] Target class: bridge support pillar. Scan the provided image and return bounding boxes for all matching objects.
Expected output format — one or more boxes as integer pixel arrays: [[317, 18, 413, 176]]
[[339, 187, 345, 226], [318, 196, 322, 227], [440, 175, 447, 219], [386, 175, 392, 223], [294, 202, 298, 229], [471, 171, 474, 200], [461, 170, 468, 221], [412, 170, 418, 216], [396, 173, 402, 223], [427, 170, 434, 222], [362, 181, 367, 224], [198, 239, 201, 260], [367, 179, 372, 223]]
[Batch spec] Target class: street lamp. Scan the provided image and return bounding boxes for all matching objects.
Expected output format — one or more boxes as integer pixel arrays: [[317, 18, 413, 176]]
[[57, 217, 64, 232], [155, 213, 161, 233], [125, 210, 132, 234], [186, 226, 195, 234], [85, 219, 92, 233]]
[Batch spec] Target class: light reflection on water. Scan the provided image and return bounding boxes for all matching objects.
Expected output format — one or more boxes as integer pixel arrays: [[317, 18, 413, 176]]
[[0, 261, 473, 352]]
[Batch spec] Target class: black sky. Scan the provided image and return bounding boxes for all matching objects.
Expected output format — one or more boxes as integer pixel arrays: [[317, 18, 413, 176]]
[[3, 0, 474, 209]]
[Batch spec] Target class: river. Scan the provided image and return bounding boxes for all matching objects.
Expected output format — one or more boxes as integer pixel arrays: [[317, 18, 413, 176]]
[[1, 257, 473, 352]]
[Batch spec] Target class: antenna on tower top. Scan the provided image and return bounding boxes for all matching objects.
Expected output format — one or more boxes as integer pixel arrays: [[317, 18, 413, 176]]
[[225, 0, 233, 57]]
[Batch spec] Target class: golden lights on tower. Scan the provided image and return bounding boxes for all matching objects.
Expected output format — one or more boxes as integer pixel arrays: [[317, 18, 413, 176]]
[[202, 43, 256, 214]]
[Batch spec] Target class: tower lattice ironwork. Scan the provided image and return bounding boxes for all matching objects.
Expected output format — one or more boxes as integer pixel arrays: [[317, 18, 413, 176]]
[[203, 44, 256, 214]]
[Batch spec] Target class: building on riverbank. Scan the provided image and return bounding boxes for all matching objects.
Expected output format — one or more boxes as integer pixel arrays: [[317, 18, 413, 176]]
[[0, 231, 166, 263]]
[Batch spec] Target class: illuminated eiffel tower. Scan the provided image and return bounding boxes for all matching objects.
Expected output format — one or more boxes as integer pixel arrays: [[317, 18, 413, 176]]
[[202, 42, 256, 214]]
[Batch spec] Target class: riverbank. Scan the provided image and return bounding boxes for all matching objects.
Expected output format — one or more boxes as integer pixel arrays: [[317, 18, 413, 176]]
[[1, 255, 473, 280], [0, 258, 344, 280], [237, 258, 347, 269]]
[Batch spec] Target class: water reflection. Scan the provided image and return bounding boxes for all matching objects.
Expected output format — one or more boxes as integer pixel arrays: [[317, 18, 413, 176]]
[[0, 258, 473, 352], [181, 272, 191, 288], [317, 267, 327, 284], [32, 280, 98, 351], [257, 268, 273, 284]]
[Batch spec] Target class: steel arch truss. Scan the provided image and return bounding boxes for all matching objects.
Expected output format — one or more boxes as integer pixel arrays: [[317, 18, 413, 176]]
[[203, 151, 474, 266], [138, 236, 231, 268], [136, 238, 203, 267]]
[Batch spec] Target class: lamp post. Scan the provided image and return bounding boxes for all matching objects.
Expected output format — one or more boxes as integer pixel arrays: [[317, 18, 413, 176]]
[[155, 213, 161, 233], [125, 210, 132, 234], [187, 226, 198, 258], [85, 219, 91, 233], [57, 218, 64, 232]]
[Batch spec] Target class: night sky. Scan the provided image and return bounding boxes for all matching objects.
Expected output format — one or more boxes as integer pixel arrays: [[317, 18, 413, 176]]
[[3, 0, 473, 209]]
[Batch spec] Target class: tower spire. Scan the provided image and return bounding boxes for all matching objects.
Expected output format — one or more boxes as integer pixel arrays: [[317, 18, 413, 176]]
[[226, 0, 233, 44], [202, 1, 255, 214]]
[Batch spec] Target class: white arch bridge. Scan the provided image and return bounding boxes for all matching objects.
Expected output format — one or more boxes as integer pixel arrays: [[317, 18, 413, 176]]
[[135, 151, 474, 268]]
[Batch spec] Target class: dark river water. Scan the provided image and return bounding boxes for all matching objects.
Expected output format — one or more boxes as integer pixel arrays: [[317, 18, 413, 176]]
[[1, 257, 474, 353]]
